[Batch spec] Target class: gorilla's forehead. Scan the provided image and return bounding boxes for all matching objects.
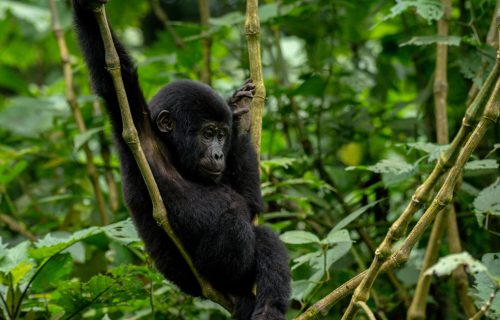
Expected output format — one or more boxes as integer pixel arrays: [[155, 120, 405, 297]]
[[149, 79, 232, 123]]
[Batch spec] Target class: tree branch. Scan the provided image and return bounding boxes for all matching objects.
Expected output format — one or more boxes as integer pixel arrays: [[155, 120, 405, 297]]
[[199, 0, 212, 85], [245, 0, 265, 155], [408, 1, 461, 318]]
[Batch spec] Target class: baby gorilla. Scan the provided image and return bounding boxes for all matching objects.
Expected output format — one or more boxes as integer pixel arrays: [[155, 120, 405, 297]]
[[72, 1, 291, 319]]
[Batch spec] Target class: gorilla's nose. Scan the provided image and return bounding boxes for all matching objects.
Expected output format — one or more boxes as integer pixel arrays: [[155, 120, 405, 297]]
[[213, 151, 224, 161]]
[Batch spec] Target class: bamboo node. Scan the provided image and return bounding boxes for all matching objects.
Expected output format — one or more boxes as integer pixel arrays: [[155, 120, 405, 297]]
[[482, 113, 499, 123], [411, 195, 422, 204]]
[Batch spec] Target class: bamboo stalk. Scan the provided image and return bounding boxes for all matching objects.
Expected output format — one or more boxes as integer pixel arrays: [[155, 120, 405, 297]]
[[92, 3, 233, 311], [199, 0, 212, 85], [407, 1, 452, 318], [245, 0, 265, 155], [48, 0, 108, 225]]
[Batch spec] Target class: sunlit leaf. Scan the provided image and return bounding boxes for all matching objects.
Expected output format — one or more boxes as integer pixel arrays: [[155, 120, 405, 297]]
[[321, 229, 351, 245], [425, 252, 487, 277], [474, 179, 500, 215], [401, 35, 461, 47], [382, 0, 443, 23], [470, 253, 500, 317], [280, 231, 320, 245]]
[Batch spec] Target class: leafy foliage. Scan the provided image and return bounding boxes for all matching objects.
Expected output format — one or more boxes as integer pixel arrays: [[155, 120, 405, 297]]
[[0, 0, 498, 319]]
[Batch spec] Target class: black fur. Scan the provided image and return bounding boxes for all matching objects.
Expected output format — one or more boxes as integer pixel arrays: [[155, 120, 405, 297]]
[[72, 1, 290, 319]]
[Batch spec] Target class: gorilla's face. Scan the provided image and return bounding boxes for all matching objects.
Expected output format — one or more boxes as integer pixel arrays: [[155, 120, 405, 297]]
[[155, 110, 231, 183], [150, 80, 233, 183], [196, 122, 229, 181]]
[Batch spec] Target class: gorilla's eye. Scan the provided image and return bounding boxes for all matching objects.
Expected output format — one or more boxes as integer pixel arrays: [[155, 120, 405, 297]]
[[217, 131, 225, 140], [203, 128, 215, 139]]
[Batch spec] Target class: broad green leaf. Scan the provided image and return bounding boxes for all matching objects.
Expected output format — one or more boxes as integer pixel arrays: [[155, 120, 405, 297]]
[[470, 253, 500, 317], [31, 254, 72, 292], [295, 242, 353, 301], [260, 158, 296, 170], [401, 35, 461, 47], [332, 200, 383, 232], [10, 260, 34, 286], [323, 242, 352, 267], [382, 0, 443, 23], [474, 179, 500, 214], [321, 229, 351, 245], [465, 159, 499, 171], [280, 231, 320, 245], [104, 219, 140, 245], [73, 127, 104, 153], [258, 3, 296, 23], [0, 241, 30, 274], [425, 252, 487, 277], [291, 280, 314, 302], [32, 226, 100, 260], [292, 251, 322, 270], [366, 159, 414, 175], [405, 142, 449, 162]]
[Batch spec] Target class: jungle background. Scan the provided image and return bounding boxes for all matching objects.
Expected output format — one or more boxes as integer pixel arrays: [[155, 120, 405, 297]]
[[0, 0, 499, 319]]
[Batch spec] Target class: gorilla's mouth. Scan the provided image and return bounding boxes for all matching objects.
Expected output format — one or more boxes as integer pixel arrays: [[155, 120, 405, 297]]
[[200, 166, 223, 179]]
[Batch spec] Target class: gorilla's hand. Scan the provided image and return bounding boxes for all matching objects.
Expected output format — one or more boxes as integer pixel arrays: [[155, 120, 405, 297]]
[[73, 0, 108, 10], [228, 79, 256, 118]]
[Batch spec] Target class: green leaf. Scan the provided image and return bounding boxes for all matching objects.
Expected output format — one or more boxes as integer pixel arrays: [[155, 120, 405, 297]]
[[382, 0, 443, 24], [366, 159, 414, 175], [425, 252, 487, 277], [280, 231, 320, 245], [465, 159, 499, 171], [88, 275, 114, 299], [321, 229, 351, 245], [10, 260, 35, 286], [0, 160, 28, 185], [292, 251, 322, 270], [31, 226, 100, 260], [332, 200, 383, 232], [260, 158, 296, 170], [0, 241, 31, 274], [405, 142, 448, 162], [474, 179, 500, 215], [73, 127, 103, 153], [401, 35, 461, 47], [103, 219, 140, 245], [470, 253, 500, 317], [258, 3, 296, 23], [0, 1, 50, 33], [31, 253, 72, 292]]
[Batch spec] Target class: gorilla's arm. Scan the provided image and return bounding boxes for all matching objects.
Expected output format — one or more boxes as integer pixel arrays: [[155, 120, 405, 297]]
[[226, 82, 264, 217], [72, 0, 150, 136]]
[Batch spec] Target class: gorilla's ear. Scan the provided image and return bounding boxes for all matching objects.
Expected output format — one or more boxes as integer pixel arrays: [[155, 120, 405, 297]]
[[156, 110, 175, 134]]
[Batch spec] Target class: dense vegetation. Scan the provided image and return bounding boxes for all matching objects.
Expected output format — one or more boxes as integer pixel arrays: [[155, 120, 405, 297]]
[[0, 0, 499, 319]]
